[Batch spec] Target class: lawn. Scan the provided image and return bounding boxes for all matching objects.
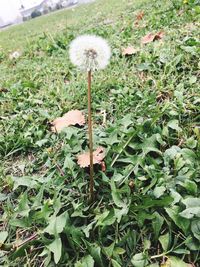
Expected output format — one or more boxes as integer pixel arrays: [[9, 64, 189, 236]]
[[0, 0, 200, 266]]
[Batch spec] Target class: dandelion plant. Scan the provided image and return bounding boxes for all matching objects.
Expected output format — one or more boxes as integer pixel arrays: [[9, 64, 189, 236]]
[[69, 35, 111, 202]]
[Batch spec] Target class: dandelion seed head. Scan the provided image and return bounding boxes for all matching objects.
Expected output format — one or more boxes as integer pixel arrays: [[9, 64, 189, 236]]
[[69, 35, 111, 71], [9, 51, 21, 60]]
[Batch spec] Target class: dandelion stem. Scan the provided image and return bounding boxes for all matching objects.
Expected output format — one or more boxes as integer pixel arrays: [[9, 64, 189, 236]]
[[88, 70, 94, 203]]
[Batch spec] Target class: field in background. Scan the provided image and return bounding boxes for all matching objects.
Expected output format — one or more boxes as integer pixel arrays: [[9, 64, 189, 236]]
[[0, 0, 130, 51], [0, 0, 200, 266]]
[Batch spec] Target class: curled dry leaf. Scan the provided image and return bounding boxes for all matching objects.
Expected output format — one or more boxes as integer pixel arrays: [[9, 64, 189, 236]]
[[136, 11, 144, 21], [122, 46, 139, 56], [135, 11, 144, 26], [51, 110, 85, 133], [141, 31, 165, 44], [77, 147, 105, 168]]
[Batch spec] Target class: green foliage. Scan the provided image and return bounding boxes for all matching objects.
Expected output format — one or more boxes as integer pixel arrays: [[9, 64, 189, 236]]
[[0, 0, 200, 266]]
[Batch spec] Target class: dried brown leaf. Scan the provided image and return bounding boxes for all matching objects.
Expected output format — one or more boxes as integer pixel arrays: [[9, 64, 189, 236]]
[[141, 33, 156, 44], [141, 31, 164, 44], [122, 46, 139, 56], [51, 110, 85, 133], [77, 147, 105, 168], [136, 11, 144, 21]]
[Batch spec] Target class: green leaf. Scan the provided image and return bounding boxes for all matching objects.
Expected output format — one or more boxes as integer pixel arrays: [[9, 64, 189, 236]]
[[173, 249, 190, 255], [44, 211, 69, 235], [47, 237, 62, 264], [152, 212, 164, 240], [104, 242, 115, 258], [114, 207, 128, 223], [153, 186, 166, 199], [186, 137, 197, 149], [159, 233, 169, 251], [180, 198, 200, 219], [111, 259, 121, 267], [131, 253, 148, 267], [12, 176, 38, 190], [88, 244, 104, 267], [111, 179, 126, 208], [16, 192, 30, 217], [179, 207, 200, 219], [167, 120, 182, 132], [181, 148, 196, 163], [165, 206, 190, 233], [0, 193, 7, 201], [164, 256, 188, 267], [182, 198, 200, 208], [141, 134, 162, 155], [0, 231, 8, 244], [75, 255, 95, 267], [82, 221, 95, 238], [32, 185, 44, 208], [64, 155, 75, 170], [191, 219, 200, 241]]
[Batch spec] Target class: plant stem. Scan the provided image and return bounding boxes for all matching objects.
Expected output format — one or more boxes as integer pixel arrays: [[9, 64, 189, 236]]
[[88, 70, 94, 203]]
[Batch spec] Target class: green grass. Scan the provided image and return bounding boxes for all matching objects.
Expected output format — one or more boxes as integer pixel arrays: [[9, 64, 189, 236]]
[[0, 0, 200, 266]]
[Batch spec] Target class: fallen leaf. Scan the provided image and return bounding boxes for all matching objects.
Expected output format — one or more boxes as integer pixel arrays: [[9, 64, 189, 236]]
[[155, 31, 165, 40], [136, 11, 144, 21], [51, 110, 85, 133], [77, 147, 105, 168], [122, 46, 139, 56], [141, 33, 155, 44], [134, 11, 144, 26], [141, 31, 164, 44]]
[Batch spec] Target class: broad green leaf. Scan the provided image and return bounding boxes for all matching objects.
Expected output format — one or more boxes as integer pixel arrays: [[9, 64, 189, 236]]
[[0, 231, 8, 244], [88, 244, 104, 267], [47, 237, 62, 264], [181, 148, 196, 164], [152, 212, 164, 239], [82, 221, 95, 238], [180, 198, 200, 219], [114, 207, 128, 223], [163, 256, 188, 267], [147, 264, 159, 267], [191, 219, 200, 241], [111, 179, 126, 208], [165, 207, 190, 233], [64, 155, 75, 170], [111, 259, 121, 267], [44, 211, 69, 235], [35, 139, 48, 147], [186, 137, 197, 149], [32, 185, 44, 208], [173, 249, 190, 255], [182, 198, 200, 208], [104, 242, 115, 258], [179, 207, 200, 219], [167, 120, 182, 132], [114, 247, 125, 255], [12, 176, 37, 190], [131, 253, 148, 267], [141, 134, 162, 155], [164, 146, 181, 162], [75, 255, 94, 267], [16, 192, 30, 217], [170, 189, 182, 205], [0, 193, 7, 201], [120, 114, 133, 129], [159, 233, 169, 251], [153, 186, 166, 199]]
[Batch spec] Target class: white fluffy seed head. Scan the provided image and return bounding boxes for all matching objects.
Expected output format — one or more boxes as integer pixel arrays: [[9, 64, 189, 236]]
[[69, 34, 111, 71]]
